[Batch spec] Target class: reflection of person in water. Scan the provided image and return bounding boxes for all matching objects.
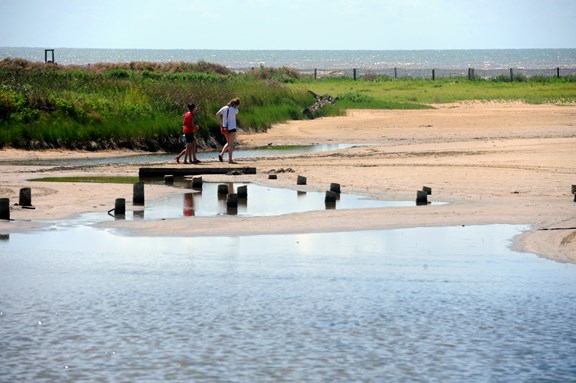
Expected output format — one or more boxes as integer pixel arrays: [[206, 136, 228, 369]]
[[183, 193, 195, 216]]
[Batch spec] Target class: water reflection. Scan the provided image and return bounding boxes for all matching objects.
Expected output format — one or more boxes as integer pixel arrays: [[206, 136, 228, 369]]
[[131, 182, 441, 220], [1, 225, 575, 382]]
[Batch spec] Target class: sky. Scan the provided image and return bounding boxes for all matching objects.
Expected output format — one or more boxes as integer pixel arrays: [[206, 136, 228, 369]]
[[1, 0, 575, 50]]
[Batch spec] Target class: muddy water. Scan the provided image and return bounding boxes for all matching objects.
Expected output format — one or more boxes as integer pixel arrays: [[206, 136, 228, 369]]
[[1, 224, 575, 382]]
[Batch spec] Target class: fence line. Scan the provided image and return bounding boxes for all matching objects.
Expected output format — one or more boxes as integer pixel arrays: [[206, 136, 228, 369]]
[[239, 67, 576, 80], [307, 67, 576, 80]]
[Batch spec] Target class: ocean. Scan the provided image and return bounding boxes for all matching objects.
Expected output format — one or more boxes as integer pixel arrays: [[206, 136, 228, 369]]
[[1, 47, 576, 70]]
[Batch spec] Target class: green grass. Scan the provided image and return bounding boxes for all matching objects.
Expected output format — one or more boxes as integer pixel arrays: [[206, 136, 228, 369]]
[[1, 58, 575, 152]]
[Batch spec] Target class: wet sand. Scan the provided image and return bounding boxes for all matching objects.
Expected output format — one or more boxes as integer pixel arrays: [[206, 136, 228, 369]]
[[1, 102, 575, 263]]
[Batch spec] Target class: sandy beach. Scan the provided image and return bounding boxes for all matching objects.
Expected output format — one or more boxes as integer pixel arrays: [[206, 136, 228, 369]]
[[1, 101, 575, 263]]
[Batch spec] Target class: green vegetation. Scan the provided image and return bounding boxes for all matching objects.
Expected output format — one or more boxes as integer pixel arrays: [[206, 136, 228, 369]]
[[1, 58, 575, 152]]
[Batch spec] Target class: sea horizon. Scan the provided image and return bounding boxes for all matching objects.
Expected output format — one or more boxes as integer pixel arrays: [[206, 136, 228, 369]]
[[1, 46, 575, 70]]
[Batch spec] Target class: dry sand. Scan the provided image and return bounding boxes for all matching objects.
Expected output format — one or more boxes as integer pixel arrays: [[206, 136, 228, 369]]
[[1, 101, 575, 263]]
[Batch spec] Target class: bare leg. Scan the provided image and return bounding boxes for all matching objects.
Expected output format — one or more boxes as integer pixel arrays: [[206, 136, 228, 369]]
[[227, 131, 236, 163]]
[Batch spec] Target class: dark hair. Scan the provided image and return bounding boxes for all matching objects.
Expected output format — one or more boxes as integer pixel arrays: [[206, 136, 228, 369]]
[[187, 103, 196, 111], [228, 98, 240, 107]]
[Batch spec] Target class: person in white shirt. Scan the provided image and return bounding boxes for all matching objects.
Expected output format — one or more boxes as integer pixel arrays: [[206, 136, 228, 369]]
[[216, 98, 240, 164]]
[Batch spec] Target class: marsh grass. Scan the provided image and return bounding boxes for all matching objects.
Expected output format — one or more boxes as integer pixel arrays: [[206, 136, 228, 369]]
[[1, 58, 575, 151]]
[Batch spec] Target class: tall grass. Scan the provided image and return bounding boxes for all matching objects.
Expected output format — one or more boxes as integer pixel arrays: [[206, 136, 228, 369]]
[[1, 58, 575, 151]]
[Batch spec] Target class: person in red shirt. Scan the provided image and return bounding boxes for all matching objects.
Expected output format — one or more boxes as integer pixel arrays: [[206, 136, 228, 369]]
[[176, 103, 201, 164]]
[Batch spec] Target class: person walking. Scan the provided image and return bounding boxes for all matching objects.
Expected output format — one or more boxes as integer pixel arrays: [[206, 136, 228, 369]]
[[176, 103, 201, 164], [216, 98, 240, 164]]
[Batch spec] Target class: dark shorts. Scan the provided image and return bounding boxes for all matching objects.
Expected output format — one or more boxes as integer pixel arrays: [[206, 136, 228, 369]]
[[227, 128, 237, 133], [184, 133, 196, 143]]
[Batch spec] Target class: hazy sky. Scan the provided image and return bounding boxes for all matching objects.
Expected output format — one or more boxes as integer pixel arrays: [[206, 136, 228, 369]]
[[1, 0, 575, 50]]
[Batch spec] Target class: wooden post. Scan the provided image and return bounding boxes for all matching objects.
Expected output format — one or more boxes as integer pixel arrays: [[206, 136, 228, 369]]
[[114, 198, 126, 216], [133, 182, 145, 205], [226, 193, 238, 208], [571, 185, 576, 194], [192, 176, 203, 189], [353, 68, 357, 81], [432, 69, 436, 81], [314, 68, 317, 80], [330, 183, 341, 194], [237, 185, 248, 199], [394, 67, 398, 79], [268, 174, 278, 180], [509, 68, 514, 81], [19, 187, 32, 207], [325, 191, 338, 203], [297, 175, 307, 185], [164, 175, 174, 184], [557, 67, 560, 79], [416, 190, 428, 205], [422, 186, 432, 195], [217, 184, 229, 195], [0, 198, 9, 220]]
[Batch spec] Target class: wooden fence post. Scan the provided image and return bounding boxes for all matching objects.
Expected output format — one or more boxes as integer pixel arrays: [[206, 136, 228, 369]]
[[133, 182, 145, 205], [19, 187, 32, 207], [557, 67, 560, 78], [509, 68, 514, 81], [432, 69, 436, 81], [314, 68, 317, 80], [0, 198, 9, 220], [353, 68, 357, 81]]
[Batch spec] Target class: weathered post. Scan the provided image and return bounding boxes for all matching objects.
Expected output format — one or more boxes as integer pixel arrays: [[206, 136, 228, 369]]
[[268, 174, 278, 180], [133, 182, 145, 205], [325, 191, 337, 209], [571, 185, 576, 194], [164, 175, 174, 184], [509, 68, 514, 81], [297, 175, 307, 185], [192, 176, 203, 189], [394, 67, 398, 79], [330, 183, 341, 194], [114, 198, 126, 216], [314, 68, 317, 80], [0, 198, 9, 220], [217, 184, 229, 195], [19, 187, 32, 207], [432, 69, 436, 81], [237, 185, 248, 199], [416, 190, 428, 206], [422, 186, 432, 195], [557, 67, 560, 79], [353, 68, 357, 81], [226, 193, 238, 208]]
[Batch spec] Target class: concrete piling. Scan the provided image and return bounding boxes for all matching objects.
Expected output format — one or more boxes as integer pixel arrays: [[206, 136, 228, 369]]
[[133, 182, 145, 205], [19, 188, 32, 207]]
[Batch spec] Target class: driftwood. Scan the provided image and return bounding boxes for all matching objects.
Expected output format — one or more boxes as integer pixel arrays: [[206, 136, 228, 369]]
[[303, 90, 338, 119]]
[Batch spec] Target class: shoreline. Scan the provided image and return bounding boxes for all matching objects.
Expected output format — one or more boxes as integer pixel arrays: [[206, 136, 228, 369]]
[[1, 102, 575, 263]]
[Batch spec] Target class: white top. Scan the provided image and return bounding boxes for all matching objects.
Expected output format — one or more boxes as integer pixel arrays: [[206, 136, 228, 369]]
[[218, 106, 239, 129]]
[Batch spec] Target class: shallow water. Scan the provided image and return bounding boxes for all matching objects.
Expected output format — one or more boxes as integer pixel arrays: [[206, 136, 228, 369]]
[[1, 224, 575, 382], [115, 182, 442, 220], [1, 144, 358, 167]]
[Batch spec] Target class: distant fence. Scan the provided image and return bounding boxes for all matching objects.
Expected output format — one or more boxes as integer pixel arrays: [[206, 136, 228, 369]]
[[239, 67, 576, 80]]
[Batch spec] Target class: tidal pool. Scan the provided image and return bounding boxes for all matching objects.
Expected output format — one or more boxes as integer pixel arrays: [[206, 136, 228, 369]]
[[1, 224, 575, 382]]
